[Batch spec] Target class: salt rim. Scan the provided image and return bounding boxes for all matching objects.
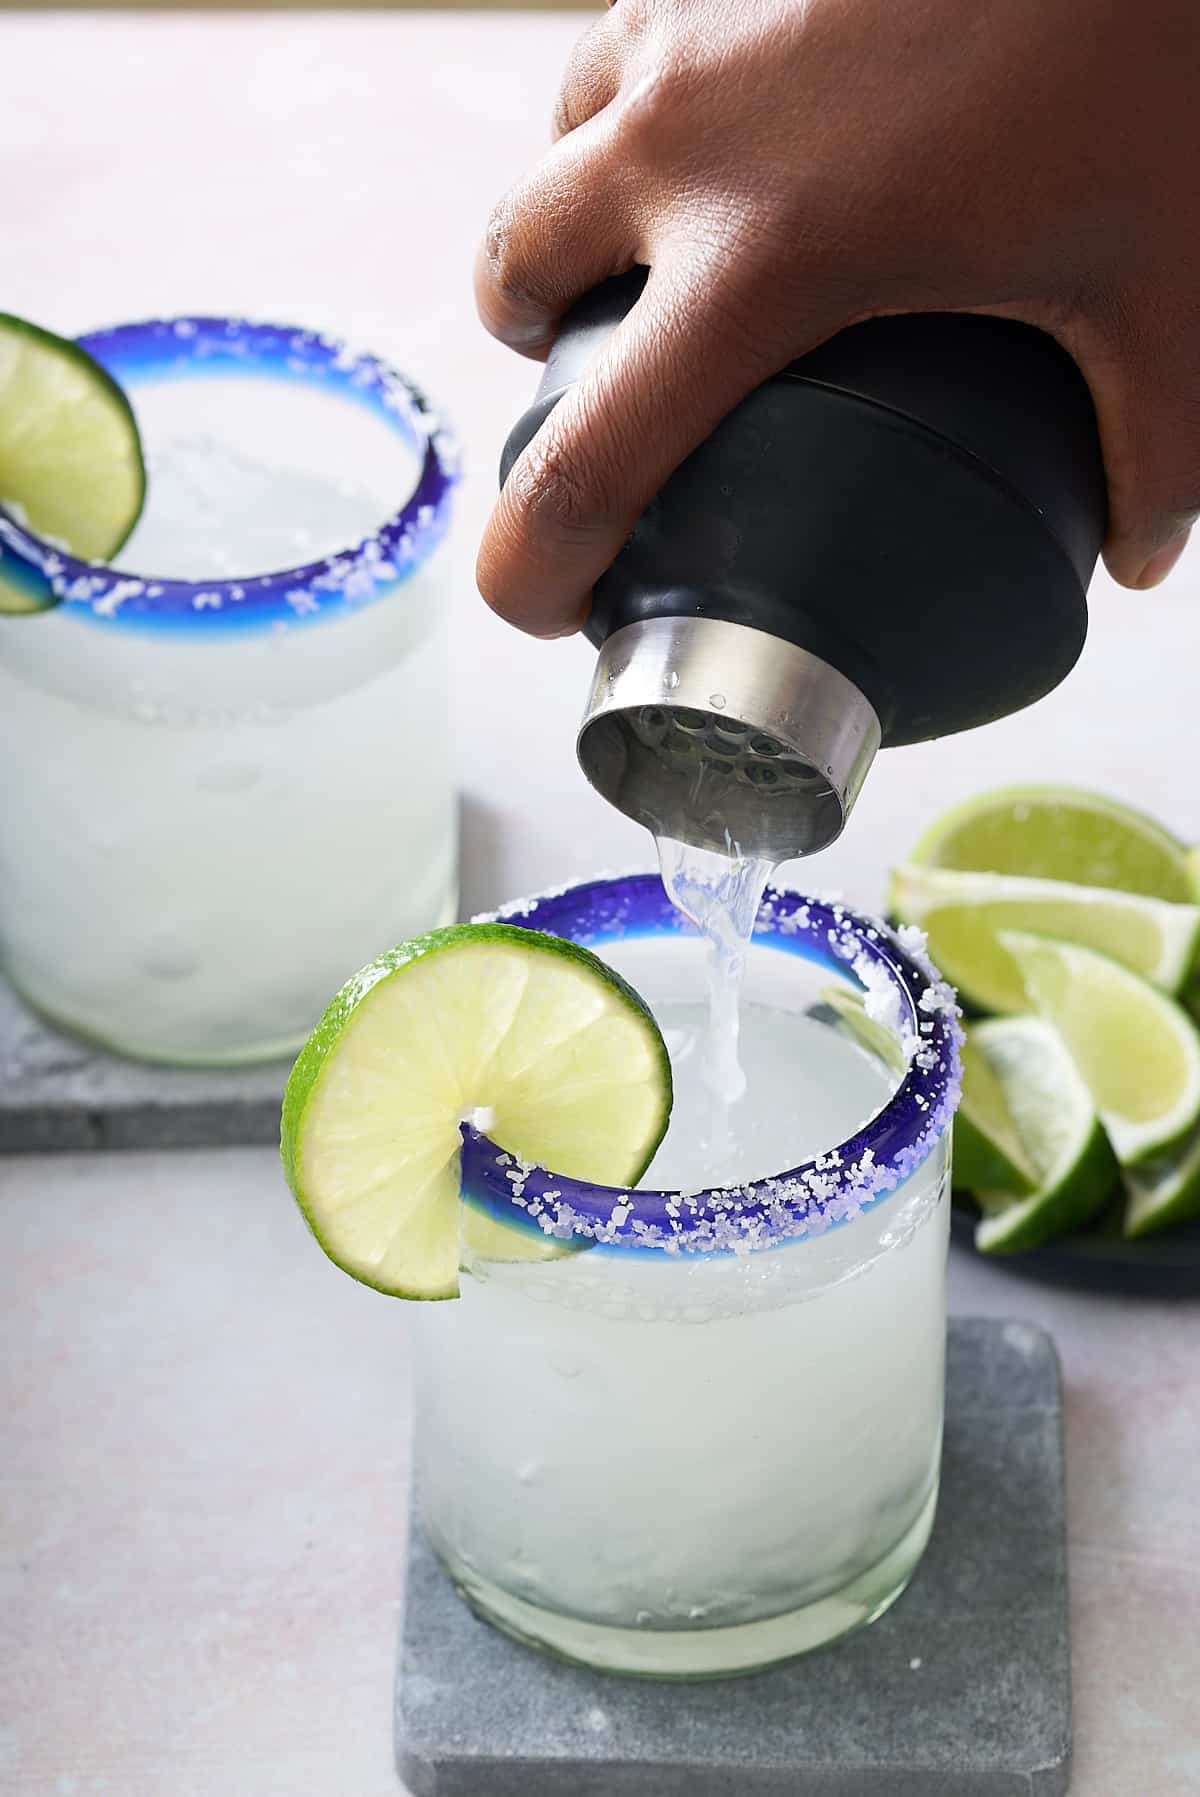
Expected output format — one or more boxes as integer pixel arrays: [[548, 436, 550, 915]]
[[0, 316, 459, 633], [461, 872, 963, 1255]]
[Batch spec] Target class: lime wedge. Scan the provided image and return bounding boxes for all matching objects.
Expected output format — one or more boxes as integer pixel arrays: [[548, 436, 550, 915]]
[[891, 864, 1200, 1014], [1188, 847, 1200, 904], [1182, 853, 1200, 1022], [819, 983, 908, 1076], [0, 313, 145, 612], [955, 1027, 1038, 1196], [823, 985, 1042, 1201], [1000, 932, 1200, 1165], [965, 1018, 1118, 1253], [1123, 1130, 1200, 1239], [822, 984, 1043, 1197], [280, 923, 672, 1299], [909, 785, 1191, 901]]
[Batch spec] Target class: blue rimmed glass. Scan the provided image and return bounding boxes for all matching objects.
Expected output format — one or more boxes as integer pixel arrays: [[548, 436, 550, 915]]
[[415, 873, 962, 1679], [0, 317, 458, 1064]]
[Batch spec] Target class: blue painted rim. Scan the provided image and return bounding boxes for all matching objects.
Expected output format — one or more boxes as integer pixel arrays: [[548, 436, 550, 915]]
[[0, 316, 458, 633], [462, 873, 963, 1255]]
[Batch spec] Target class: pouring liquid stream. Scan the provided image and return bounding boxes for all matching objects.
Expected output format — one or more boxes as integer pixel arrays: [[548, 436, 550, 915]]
[[656, 835, 776, 1173]]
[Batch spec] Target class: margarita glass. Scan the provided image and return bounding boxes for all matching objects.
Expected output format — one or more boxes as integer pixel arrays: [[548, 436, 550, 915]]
[[414, 873, 961, 1678], [0, 317, 458, 1064]]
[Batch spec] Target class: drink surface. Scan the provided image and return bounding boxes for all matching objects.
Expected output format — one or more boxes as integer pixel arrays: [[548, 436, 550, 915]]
[[0, 366, 455, 1063], [114, 375, 419, 579], [643, 997, 895, 1189]]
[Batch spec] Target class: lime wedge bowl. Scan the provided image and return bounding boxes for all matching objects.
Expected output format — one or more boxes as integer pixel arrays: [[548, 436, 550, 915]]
[[897, 783, 1200, 1249]]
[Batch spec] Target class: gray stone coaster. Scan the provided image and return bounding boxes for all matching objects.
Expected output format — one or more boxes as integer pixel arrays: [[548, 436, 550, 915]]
[[0, 978, 288, 1152], [396, 1316, 1069, 1797]]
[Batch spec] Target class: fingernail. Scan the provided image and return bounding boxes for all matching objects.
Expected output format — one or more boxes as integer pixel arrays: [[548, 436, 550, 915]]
[[1136, 529, 1191, 589], [535, 602, 592, 640], [532, 621, 585, 641]]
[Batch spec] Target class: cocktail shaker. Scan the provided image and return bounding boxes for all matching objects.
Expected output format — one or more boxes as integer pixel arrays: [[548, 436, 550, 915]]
[[500, 270, 1106, 860]]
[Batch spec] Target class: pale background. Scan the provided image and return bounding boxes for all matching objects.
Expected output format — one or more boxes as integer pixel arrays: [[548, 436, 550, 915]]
[[3, 13, 1199, 1796]]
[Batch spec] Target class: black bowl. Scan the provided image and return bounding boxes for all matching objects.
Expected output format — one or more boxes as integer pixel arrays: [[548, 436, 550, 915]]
[[950, 1197, 1200, 1297]]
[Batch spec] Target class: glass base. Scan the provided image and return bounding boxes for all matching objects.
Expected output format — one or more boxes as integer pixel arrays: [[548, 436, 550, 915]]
[[437, 1479, 939, 1680]]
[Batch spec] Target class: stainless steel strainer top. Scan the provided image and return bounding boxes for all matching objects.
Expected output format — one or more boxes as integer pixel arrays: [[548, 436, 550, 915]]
[[576, 616, 881, 861]]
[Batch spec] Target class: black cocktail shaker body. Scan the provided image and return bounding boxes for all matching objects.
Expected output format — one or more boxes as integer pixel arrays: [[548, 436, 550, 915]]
[[501, 271, 1106, 859]]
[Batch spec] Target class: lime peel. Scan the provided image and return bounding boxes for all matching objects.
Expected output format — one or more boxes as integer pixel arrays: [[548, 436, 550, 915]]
[[1123, 1129, 1200, 1239], [954, 1028, 1038, 1196], [281, 923, 673, 1300], [965, 1016, 1118, 1254], [0, 313, 146, 614]]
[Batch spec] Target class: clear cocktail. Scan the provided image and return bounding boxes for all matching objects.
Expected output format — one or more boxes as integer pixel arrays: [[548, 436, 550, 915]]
[[0, 318, 458, 1063], [413, 874, 960, 1676]]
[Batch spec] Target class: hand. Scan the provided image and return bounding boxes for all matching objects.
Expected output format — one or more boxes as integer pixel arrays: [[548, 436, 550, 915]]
[[476, 0, 1200, 636]]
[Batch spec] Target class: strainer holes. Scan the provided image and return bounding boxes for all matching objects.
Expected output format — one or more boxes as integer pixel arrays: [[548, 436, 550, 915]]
[[744, 761, 781, 788]]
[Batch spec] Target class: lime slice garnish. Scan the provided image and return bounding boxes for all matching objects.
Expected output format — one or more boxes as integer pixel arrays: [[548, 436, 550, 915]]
[[0, 313, 146, 612], [891, 864, 1200, 1014], [1123, 1128, 1200, 1239], [966, 1017, 1118, 1253], [909, 785, 1192, 901], [280, 922, 673, 1299], [1001, 931, 1200, 1165]]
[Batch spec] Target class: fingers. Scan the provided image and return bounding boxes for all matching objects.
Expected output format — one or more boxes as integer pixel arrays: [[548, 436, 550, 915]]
[[475, 129, 637, 361], [477, 260, 843, 637], [1099, 372, 1198, 589], [1067, 300, 1200, 589], [1131, 528, 1193, 588], [551, 12, 624, 142], [1107, 489, 1197, 592], [478, 7, 633, 358]]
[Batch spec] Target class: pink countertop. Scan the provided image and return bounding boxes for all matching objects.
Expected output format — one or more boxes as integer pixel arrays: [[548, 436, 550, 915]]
[[3, 13, 1200, 1795]]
